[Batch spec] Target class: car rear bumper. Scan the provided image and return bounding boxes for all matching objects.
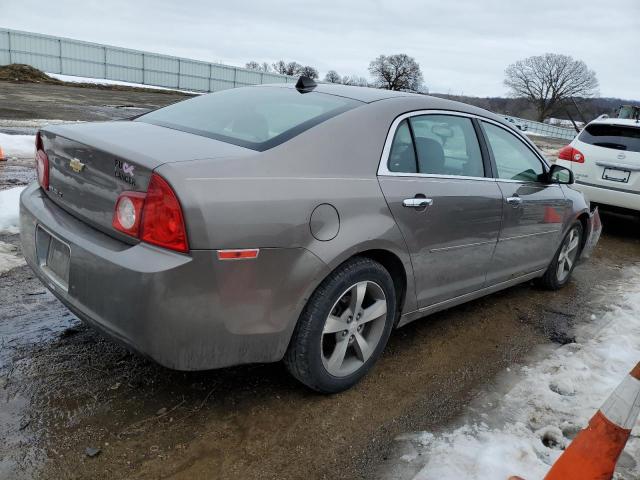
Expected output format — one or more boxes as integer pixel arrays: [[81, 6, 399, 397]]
[[580, 206, 602, 260], [573, 181, 640, 212], [19, 183, 329, 370]]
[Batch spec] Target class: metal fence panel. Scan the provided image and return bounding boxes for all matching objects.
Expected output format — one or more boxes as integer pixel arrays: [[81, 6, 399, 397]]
[[0, 28, 296, 92], [210, 79, 235, 91], [180, 60, 209, 78], [106, 64, 143, 83], [180, 75, 209, 91], [0, 30, 9, 64], [106, 48, 142, 69], [511, 116, 577, 141], [62, 57, 105, 78]]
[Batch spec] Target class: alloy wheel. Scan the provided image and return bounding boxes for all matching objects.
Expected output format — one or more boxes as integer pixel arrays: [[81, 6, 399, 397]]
[[321, 281, 387, 377], [557, 227, 581, 282]]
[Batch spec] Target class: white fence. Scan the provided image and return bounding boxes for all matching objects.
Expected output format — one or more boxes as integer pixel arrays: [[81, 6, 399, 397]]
[[0, 28, 296, 92], [510, 116, 578, 141]]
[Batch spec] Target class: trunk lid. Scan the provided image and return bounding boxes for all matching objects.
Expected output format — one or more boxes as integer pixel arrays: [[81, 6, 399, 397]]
[[41, 121, 251, 238]]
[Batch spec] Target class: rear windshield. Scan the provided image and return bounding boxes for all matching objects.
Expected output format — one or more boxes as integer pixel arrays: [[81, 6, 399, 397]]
[[579, 123, 640, 153], [135, 86, 362, 151]]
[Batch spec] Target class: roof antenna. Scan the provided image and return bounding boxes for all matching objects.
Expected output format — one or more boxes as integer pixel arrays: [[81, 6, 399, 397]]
[[295, 76, 317, 92]]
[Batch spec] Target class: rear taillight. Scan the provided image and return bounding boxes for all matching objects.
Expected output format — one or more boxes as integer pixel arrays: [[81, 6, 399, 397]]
[[140, 174, 189, 253], [112, 192, 146, 237], [112, 173, 189, 253], [35, 132, 50, 190], [558, 145, 585, 163]]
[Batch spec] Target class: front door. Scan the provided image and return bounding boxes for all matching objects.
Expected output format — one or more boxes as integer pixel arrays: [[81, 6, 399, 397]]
[[378, 113, 503, 308], [480, 121, 567, 284]]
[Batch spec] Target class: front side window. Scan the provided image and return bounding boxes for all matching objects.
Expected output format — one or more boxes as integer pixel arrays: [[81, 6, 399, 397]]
[[136, 86, 362, 151], [482, 122, 544, 182], [579, 123, 640, 153]]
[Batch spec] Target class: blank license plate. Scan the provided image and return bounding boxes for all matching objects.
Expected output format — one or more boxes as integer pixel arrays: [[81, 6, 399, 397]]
[[602, 168, 630, 183], [36, 227, 70, 290]]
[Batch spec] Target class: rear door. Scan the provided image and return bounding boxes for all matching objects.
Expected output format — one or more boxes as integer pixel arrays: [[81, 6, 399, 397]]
[[571, 122, 640, 192], [480, 121, 566, 284], [378, 112, 503, 308]]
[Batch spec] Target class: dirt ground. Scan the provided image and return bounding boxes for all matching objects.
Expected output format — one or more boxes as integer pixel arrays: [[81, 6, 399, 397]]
[[0, 81, 639, 480], [0, 81, 188, 124]]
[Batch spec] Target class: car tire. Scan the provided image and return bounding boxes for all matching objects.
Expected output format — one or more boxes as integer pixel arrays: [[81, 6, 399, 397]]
[[536, 222, 583, 290], [284, 257, 396, 394]]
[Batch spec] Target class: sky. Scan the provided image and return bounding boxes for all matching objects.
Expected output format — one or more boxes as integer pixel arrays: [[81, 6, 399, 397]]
[[1, 0, 639, 99]]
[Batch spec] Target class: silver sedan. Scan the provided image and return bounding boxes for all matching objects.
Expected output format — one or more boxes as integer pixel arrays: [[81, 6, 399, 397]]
[[20, 78, 601, 393]]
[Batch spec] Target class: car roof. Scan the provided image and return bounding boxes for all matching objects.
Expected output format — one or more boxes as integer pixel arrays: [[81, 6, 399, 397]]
[[256, 82, 420, 103], [589, 117, 640, 127], [257, 82, 513, 122]]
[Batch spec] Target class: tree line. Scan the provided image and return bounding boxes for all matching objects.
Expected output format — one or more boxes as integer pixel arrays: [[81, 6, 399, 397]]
[[246, 52, 603, 122]]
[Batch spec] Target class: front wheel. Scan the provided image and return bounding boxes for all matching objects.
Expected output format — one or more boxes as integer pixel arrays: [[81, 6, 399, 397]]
[[537, 222, 583, 290], [284, 257, 396, 393]]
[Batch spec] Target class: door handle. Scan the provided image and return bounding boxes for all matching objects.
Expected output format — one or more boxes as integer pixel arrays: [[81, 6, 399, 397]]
[[403, 198, 433, 208], [506, 196, 522, 206]]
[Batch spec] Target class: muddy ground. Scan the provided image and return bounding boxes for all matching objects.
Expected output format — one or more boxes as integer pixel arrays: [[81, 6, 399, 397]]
[[0, 81, 639, 480]]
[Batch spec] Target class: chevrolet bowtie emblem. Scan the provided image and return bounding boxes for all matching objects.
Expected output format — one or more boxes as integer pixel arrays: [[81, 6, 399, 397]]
[[69, 158, 85, 173]]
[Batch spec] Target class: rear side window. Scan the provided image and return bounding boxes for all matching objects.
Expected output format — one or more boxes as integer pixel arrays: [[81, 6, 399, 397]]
[[409, 115, 484, 177], [388, 120, 417, 173], [579, 123, 640, 153], [136, 87, 361, 151], [387, 114, 485, 177]]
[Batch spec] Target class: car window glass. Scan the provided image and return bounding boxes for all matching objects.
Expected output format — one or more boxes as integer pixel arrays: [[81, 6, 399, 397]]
[[482, 122, 544, 182], [409, 115, 484, 177], [578, 123, 640, 153], [387, 119, 417, 173], [136, 87, 361, 151]]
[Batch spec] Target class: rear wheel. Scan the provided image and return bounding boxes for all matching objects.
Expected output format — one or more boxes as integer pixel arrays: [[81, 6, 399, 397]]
[[537, 222, 583, 290], [284, 257, 396, 393]]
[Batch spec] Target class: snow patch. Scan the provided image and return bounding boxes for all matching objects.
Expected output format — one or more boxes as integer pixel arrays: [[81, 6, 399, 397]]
[[0, 241, 24, 275], [0, 186, 26, 234], [47, 73, 203, 95], [0, 133, 35, 159], [386, 268, 640, 480]]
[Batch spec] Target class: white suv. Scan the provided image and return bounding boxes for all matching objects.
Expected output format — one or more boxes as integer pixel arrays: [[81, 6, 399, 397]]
[[556, 117, 640, 213]]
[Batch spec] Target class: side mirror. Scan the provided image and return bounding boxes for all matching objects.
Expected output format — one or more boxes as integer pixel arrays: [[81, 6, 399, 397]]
[[548, 164, 574, 184]]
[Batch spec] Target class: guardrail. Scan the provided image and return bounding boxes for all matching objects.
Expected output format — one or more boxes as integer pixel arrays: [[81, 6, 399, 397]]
[[509, 116, 578, 141], [0, 28, 296, 92]]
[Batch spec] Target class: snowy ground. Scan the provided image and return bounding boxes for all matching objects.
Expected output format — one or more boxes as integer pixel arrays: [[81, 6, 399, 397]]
[[0, 133, 35, 159], [47, 73, 203, 95], [0, 186, 26, 274], [382, 268, 640, 480]]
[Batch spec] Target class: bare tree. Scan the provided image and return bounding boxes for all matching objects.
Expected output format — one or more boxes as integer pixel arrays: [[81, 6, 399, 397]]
[[245, 61, 272, 72], [272, 60, 318, 78], [324, 70, 341, 83], [341, 75, 369, 87], [298, 65, 319, 79], [368, 54, 423, 91], [504, 53, 598, 121]]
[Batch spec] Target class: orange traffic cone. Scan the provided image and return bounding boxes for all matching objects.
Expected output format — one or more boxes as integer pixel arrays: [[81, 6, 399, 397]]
[[543, 361, 640, 479], [0, 145, 5, 161]]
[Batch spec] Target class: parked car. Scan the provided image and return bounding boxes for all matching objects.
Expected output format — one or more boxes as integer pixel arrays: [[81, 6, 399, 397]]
[[556, 117, 640, 214], [504, 116, 528, 131], [20, 79, 601, 393]]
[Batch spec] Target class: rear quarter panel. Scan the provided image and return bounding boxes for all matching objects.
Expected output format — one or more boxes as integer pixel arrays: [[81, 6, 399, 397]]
[[157, 99, 422, 315]]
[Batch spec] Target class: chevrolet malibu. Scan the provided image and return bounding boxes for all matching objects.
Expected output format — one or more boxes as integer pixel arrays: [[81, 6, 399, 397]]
[[20, 78, 601, 393]]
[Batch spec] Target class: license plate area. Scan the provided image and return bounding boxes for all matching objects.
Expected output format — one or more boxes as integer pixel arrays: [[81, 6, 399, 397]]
[[602, 168, 630, 183], [36, 226, 70, 291]]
